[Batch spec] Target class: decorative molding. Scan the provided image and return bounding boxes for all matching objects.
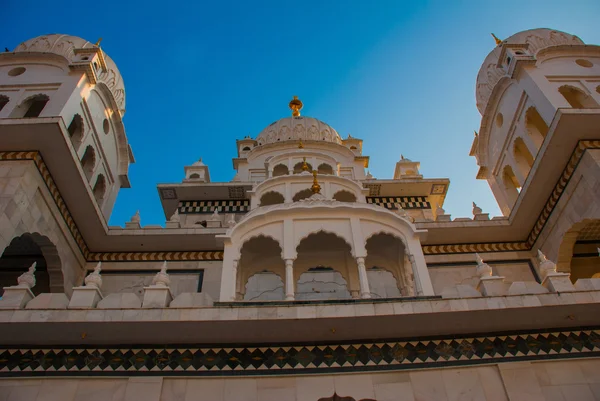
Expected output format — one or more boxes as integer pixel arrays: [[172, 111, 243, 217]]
[[367, 196, 431, 210], [0, 328, 598, 377], [87, 251, 223, 262], [423, 242, 529, 255], [179, 200, 249, 214]]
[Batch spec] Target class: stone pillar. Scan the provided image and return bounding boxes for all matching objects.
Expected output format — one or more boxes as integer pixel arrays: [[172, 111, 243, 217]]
[[284, 259, 295, 301], [231, 259, 239, 301], [0, 287, 34, 309], [356, 257, 371, 299]]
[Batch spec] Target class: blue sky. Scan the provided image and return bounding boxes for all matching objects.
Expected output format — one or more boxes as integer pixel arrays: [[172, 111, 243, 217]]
[[3, 0, 600, 226]]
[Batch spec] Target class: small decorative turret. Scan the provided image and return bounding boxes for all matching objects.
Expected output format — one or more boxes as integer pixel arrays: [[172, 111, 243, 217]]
[[537, 250, 557, 280], [131, 210, 141, 223], [17, 262, 36, 288], [472, 202, 483, 215], [152, 261, 170, 287], [84, 261, 103, 289], [289, 96, 303, 117], [475, 253, 493, 278]]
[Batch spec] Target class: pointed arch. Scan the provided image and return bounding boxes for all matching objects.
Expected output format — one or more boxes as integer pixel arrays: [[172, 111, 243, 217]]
[[332, 190, 357, 203], [524, 106, 548, 150], [67, 113, 85, 150], [0, 233, 64, 294], [293, 188, 313, 202], [317, 163, 334, 175], [513, 137, 534, 179], [80, 145, 96, 181], [260, 191, 285, 206], [244, 271, 284, 301], [11, 93, 49, 118], [272, 164, 289, 177], [558, 85, 600, 109], [502, 165, 520, 207], [93, 174, 106, 204]]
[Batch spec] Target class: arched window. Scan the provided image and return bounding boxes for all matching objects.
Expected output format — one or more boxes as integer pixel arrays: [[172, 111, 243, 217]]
[[558, 85, 600, 109], [189, 173, 200, 179], [293, 161, 312, 174], [80, 145, 96, 181], [17, 94, 49, 118], [260, 191, 285, 206], [332, 190, 357, 202], [67, 114, 84, 149], [513, 138, 534, 179], [93, 174, 106, 204], [525, 107, 548, 150], [317, 163, 334, 175], [502, 165, 520, 207], [0, 95, 8, 112], [293, 188, 313, 202], [242, 146, 251, 151], [272, 164, 289, 177]]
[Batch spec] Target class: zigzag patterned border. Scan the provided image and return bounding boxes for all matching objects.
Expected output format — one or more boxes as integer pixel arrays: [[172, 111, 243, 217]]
[[0, 328, 598, 377], [87, 251, 224, 262], [2, 141, 598, 258]]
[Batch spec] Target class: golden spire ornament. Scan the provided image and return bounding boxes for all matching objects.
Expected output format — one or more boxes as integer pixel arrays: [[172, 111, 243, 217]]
[[289, 96, 303, 117], [311, 170, 321, 194], [298, 140, 304, 149], [301, 157, 309, 172], [491, 33, 502, 46], [94, 37, 103, 47]]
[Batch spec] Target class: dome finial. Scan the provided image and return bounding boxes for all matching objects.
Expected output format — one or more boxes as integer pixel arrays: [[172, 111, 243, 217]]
[[301, 157, 309, 172], [298, 140, 304, 149], [491, 33, 502, 46], [311, 170, 321, 194], [289, 96, 303, 117], [94, 37, 103, 47]]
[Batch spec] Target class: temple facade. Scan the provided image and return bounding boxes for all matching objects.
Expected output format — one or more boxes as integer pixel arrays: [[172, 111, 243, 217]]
[[0, 28, 599, 401]]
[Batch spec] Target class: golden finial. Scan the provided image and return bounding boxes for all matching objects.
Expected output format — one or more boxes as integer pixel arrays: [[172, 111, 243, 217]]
[[298, 140, 304, 149], [289, 96, 303, 117], [311, 170, 321, 194], [301, 157, 309, 172], [491, 33, 502, 46], [94, 37, 103, 47]]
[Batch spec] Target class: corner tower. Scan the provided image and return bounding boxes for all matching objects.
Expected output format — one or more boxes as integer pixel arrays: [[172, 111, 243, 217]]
[[0, 34, 134, 220], [471, 28, 600, 215]]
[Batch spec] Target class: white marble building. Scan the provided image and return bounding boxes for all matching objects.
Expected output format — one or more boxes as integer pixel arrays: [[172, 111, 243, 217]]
[[0, 29, 599, 400]]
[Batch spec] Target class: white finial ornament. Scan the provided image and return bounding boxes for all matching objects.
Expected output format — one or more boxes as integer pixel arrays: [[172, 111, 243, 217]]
[[472, 202, 482, 215], [475, 253, 493, 278], [17, 262, 36, 288], [366, 170, 373, 179], [537, 250, 557, 280], [131, 210, 141, 223], [84, 261, 103, 289], [152, 261, 170, 287], [436, 204, 445, 215], [226, 214, 236, 228]]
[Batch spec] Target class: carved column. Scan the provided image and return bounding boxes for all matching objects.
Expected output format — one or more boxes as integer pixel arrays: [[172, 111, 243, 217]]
[[231, 259, 239, 302], [285, 259, 295, 301], [356, 257, 371, 299], [408, 254, 423, 296]]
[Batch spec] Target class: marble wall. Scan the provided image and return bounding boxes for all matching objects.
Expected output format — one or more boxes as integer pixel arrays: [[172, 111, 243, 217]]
[[428, 261, 535, 295], [89, 261, 223, 301], [1, 358, 598, 400]]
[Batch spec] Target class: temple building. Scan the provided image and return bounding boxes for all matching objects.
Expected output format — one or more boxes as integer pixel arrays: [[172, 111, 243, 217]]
[[0, 28, 599, 400]]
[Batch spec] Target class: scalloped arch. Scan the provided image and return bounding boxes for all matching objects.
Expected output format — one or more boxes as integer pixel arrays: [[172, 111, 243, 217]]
[[294, 228, 354, 256]]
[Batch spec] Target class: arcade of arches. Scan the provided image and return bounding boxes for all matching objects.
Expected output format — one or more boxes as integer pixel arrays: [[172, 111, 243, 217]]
[[238, 231, 413, 302]]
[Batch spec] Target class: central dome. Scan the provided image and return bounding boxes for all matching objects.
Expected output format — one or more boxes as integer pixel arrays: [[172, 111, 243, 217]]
[[256, 116, 342, 146]]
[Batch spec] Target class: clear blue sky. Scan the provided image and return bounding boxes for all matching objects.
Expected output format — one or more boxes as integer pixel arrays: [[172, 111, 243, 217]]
[[3, 0, 600, 226]]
